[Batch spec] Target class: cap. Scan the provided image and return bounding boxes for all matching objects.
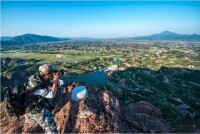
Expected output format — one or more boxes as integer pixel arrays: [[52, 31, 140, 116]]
[[39, 64, 57, 75], [71, 86, 88, 101]]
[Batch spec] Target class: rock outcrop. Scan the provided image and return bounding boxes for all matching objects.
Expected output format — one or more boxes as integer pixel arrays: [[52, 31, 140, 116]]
[[0, 82, 170, 133], [125, 101, 162, 118], [123, 101, 169, 133]]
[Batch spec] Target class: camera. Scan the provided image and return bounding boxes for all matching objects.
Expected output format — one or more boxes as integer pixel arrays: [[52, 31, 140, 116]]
[[53, 69, 64, 75]]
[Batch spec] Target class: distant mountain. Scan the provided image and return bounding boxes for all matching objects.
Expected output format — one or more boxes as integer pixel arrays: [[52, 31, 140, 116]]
[[1, 33, 70, 45], [154, 31, 179, 36], [132, 31, 200, 41], [0, 36, 13, 41], [2, 31, 200, 45], [71, 37, 98, 41]]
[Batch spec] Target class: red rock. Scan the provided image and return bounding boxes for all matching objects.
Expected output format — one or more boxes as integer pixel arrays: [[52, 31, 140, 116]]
[[126, 101, 162, 118]]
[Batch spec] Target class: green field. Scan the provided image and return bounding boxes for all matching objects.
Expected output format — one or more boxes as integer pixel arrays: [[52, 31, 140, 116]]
[[1, 52, 118, 63]]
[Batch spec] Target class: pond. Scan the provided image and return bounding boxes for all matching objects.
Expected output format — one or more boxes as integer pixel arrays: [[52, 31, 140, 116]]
[[61, 71, 107, 86]]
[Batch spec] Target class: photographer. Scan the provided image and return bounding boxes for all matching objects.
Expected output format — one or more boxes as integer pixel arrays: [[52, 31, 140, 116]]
[[25, 63, 61, 133]]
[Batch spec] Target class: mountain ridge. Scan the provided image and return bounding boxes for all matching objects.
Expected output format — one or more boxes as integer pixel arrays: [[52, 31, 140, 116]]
[[1, 31, 200, 46], [1, 33, 70, 45], [0, 36, 13, 41], [132, 31, 200, 41]]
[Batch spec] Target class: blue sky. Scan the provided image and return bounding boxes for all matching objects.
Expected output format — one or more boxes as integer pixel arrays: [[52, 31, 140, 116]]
[[1, 1, 200, 38]]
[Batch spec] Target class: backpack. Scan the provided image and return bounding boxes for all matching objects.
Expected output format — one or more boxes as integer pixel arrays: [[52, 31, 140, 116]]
[[4, 74, 52, 118], [4, 83, 48, 118], [4, 84, 27, 118]]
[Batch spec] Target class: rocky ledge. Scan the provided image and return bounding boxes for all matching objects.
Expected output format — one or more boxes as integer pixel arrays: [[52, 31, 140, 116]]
[[0, 82, 170, 133]]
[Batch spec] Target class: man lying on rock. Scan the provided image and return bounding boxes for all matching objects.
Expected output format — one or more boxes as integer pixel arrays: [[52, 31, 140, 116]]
[[25, 63, 62, 133]]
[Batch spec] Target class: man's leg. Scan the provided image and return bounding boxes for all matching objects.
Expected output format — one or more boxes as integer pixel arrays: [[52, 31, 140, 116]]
[[37, 107, 58, 133], [48, 87, 63, 115], [25, 107, 58, 134], [48, 87, 63, 107]]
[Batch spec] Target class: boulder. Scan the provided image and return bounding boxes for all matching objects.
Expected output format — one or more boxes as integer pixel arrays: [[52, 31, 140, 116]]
[[124, 113, 169, 133], [123, 101, 170, 133], [126, 101, 162, 118]]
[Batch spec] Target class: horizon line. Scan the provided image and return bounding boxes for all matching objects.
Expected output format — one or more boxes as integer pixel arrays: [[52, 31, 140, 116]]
[[1, 31, 200, 39], [2, 0, 200, 1]]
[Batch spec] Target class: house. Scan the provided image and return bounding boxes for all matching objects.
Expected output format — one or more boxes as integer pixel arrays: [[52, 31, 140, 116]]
[[56, 54, 64, 58]]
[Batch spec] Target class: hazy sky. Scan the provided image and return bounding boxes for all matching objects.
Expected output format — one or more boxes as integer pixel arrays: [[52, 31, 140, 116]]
[[1, 1, 200, 37]]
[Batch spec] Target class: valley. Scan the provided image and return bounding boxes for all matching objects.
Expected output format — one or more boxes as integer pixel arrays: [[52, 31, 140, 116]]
[[1, 40, 200, 132]]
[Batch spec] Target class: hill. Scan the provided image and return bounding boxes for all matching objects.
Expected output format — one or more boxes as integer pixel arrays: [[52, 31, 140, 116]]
[[132, 31, 200, 41], [0, 36, 13, 41], [1, 33, 70, 45]]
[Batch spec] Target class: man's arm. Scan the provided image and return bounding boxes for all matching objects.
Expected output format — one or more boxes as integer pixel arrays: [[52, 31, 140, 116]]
[[32, 72, 60, 98], [33, 88, 54, 98], [49, 72, 60, 97]]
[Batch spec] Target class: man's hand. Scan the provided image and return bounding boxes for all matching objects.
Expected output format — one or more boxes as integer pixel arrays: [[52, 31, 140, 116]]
[[53, 72, 60, 84], [50, 72, 61, 98], [53, 72, 61, 88]]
